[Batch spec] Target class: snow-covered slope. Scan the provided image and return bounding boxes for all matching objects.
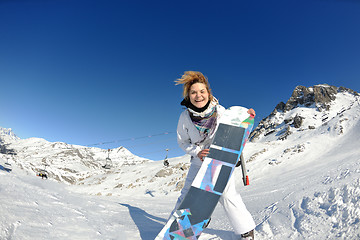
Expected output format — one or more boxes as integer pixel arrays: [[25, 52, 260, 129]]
[[250, 84, 359, 142], [0, 133, 151, 186], [241, 85, 360, 239], [0, 125, 191, 197], [1, 84, 359, 239]]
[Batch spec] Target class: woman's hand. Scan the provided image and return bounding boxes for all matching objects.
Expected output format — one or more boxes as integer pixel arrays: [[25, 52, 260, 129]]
[[248, 108, 256, 117], [197, 149, 210, 161]]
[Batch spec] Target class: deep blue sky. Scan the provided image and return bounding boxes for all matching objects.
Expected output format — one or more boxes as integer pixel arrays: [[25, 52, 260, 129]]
[[1, 0, 359, 160]]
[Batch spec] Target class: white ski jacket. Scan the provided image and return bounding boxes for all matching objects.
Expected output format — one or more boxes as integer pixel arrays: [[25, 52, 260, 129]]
[[176, 103, 225, 165], [174, 103, 256, 235]]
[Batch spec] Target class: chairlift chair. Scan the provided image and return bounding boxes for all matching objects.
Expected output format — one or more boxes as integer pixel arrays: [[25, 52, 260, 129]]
[[102, 149, 113, 169], [102, 157, 113, 169], [163, 149, 170, 167]]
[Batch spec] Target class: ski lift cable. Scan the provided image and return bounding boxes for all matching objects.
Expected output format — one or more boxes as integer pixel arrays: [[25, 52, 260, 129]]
[[19, 137, 176, 162], [138, 148, 171, 156], [86, 131, 175, 147], [85, 136, 176, 155], [123, 137, 176, 149]]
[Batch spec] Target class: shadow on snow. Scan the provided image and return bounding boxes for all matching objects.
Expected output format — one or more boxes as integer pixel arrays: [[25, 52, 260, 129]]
[[119, 203, 166, 240], [0, 164, 12, 172]]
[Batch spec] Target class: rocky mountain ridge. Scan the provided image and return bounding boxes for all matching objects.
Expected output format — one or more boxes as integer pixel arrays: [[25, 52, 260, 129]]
[[250, 84, 359, 142]]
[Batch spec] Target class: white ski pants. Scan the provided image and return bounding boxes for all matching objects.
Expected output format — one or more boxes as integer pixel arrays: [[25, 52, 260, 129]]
[[170, 160, 256, 235]]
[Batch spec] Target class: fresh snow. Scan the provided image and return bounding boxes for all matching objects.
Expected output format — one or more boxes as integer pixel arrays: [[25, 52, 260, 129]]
[[1, 90, 360, 239]]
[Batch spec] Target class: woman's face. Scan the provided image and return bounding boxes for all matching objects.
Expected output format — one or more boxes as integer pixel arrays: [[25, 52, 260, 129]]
[[189, 83, 209, 109]]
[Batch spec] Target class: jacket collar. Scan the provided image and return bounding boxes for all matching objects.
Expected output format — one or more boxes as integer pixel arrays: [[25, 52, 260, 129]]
[[181, 98, 219, 118], [180, 98, 210, 113]]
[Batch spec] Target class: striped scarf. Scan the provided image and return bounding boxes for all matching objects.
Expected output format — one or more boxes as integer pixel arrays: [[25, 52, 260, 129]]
[[188, 100, 218, 137]]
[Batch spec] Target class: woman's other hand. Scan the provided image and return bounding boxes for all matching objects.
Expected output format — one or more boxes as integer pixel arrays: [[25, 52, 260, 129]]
[[197, 149, 210, 161], [248, 108, 256, 117]]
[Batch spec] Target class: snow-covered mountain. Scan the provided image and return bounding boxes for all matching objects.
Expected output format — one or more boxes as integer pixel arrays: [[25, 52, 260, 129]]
[[1, 84, 359, 239], [0, 126, 189, 197], [0, 127, 19, 141], [250, 84, 359, 142], [241, 84, 360, 239], [0, 131, 151, 187]]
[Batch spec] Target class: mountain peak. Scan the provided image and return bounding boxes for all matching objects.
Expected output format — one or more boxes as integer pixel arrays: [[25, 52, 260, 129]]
[[276, 84, 358, 113], [250, 84, 359, 142], [0, 127, 19, 141]]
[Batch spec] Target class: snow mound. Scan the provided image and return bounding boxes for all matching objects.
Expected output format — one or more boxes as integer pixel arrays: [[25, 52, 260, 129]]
[[291, 179, 360, 239]]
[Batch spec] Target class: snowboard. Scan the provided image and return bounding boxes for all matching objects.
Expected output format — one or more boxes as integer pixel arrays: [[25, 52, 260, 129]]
[[156, 106, 254, 240]]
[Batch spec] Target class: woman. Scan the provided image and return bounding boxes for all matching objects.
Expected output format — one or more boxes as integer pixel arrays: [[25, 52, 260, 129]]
[[173, 71, 256, 239]]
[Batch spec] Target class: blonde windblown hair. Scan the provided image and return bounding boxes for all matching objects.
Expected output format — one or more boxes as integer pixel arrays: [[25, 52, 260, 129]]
[[175, 71, 213, 101]]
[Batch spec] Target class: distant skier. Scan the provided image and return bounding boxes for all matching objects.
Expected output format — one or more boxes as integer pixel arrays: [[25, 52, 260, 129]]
[[38, 172, 48, 179], [37, 169, 48, 179], [172, 71, 256, 239]]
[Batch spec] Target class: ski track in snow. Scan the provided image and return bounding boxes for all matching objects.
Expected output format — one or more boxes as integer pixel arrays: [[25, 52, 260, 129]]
[[251, 159, 360, 240]]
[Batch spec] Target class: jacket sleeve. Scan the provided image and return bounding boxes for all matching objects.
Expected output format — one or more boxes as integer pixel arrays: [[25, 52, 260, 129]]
[[177, 112, 202, 158]]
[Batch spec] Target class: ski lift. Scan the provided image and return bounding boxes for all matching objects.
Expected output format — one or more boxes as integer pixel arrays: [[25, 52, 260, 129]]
[[37, 164, 49, 179], [102, 149, 113, 169], [163, 149, 169, 167]]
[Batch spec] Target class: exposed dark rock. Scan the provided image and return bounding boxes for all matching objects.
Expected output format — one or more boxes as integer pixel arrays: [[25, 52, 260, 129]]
[[338, 86, 359, 96], [0, 138, 17, 155], [284, 118, 293, 124], [249, 118, 279, 141], [278, 125, 291, 141], [293, 115, 304, 128], [275, 102, 286, 112], [264, 129, 276, 136], [284, 85, 338, 112], [155, 168, 173, 177]]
